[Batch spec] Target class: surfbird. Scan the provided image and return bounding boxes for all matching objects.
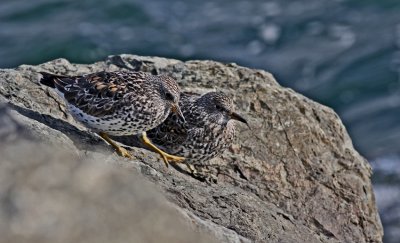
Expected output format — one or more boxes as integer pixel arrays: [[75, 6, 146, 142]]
[[146, 91, 248, 173], [39, 70, 186, 165]]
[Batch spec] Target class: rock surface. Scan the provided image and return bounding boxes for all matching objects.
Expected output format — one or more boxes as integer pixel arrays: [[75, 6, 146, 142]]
[[0, 104, 217, 243], [0, 55, 383, 242]]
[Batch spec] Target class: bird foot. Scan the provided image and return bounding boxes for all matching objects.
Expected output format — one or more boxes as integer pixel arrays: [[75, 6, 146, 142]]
[[116, 146, 133, 158], [140, 131, 185, 167], [98, 132, 133, 159], [185, 163, 197, 174], [161, 153, 185, 167]]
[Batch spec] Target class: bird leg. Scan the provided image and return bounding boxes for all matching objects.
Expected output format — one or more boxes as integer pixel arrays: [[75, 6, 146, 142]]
[[185, 163, 197, 174], [140, 131, 185, 167], [99, 132, 132, 158]]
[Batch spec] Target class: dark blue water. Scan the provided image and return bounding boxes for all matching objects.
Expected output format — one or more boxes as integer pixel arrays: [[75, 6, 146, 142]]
[[0, 0, 399, 241]]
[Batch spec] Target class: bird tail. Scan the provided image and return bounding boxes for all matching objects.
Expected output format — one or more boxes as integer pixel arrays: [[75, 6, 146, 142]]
[[39, 72, 58, 88], [39, 72, 74, 94]]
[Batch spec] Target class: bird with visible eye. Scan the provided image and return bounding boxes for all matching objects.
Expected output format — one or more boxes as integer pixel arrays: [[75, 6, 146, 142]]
[[165, 92, 175, 101], [39, 70, 186, 166], [146, 91, 249, 175], [215, 104, 223, 111]]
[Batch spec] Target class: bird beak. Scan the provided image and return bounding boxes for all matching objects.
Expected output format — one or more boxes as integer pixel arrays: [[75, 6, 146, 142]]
[[230, 112, 250, 129], [171, 104, 186, 123]]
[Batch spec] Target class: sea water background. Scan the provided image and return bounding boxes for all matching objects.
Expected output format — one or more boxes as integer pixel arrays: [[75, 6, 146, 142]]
[[0, 0, 399, 241]]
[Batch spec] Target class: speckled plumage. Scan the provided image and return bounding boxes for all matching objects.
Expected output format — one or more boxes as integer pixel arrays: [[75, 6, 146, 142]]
[[39, 71, 182, 136], [147, 91, 248, 165]]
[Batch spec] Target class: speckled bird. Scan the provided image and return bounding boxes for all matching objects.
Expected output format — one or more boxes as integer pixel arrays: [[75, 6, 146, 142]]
[[146, 91, 248, 172], [39, 70, 186, 164]]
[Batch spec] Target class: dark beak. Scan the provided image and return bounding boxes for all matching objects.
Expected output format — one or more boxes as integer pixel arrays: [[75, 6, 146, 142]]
[[171, 104, 186, 123], [231, 112, 250, 129]]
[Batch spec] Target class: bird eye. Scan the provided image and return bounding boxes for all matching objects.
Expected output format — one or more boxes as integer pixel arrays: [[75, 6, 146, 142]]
[[215, 104, 224, 111], [165, 92, 174, 101]]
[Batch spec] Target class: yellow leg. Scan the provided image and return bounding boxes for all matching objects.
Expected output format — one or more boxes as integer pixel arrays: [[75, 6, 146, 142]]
[[185, 163, 197, 175], [99, 132, 132, 158], [140, 131, 185, 167]]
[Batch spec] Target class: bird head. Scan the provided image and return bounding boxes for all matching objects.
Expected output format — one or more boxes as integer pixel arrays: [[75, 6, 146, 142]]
[[158, 75, 185, 123], [198, 92, 248, 127]]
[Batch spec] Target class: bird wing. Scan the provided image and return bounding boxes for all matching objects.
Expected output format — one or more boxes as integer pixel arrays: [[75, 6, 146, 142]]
[[179, 92, 209, 128], [44, 71, 146, 117], [146, 91, 202, 149], [146, 112, 189, 150]]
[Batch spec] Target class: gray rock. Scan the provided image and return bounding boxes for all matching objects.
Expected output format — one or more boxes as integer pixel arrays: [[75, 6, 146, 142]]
[[0, 55, 383, 242], [0, 104, 218, 243]]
